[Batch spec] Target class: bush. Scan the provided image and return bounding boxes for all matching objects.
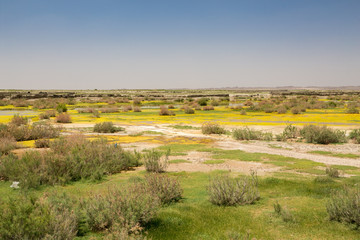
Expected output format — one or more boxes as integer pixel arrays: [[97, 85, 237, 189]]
[[202, 122, 226, 135], [0, 137, 141, 188], [291, 107, 300, 114], [232, 127, 272, 141], [133, 98, 142, 106], [197, 98, 208, 106], [145, 174, 182, 204], [276, 125, 298, 141], [346, 108, 359, 114], [326, 166, 340, 178], [133, 106, 142, 112], [273, 202, 295, 222], [0, 137, 17, 155], [35, 139, 50, 148], [10, 114, 28, 126], [184, 106, 195, 114], [92, 109, 100, 118], [327, 186, 360, 227], [349, 129, 360, 144], [100, 107, 119, 113], [39, 112, 51, 119], [122, 105, 133, 112], [300, 125, 347, 144], [276, 105, 287, 114], [143, 149, 169, 173], [208, 173, 259, 206], [159, 106, 175, 116], [202, 105, 214, 111], [94, 122, 124, 133], [84, 183, 159, 233], [56, 113, 72, 123], [240, 109, 247, 115], [56, 103, 67, 113]]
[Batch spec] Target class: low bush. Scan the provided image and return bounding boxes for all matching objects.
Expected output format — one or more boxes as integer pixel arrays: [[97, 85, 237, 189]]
[[94, 122, 124, 133], [276, 125, 299, 141], [202, 105, 214, 111], [273, 202, 295, 222], [232, 127, 273, 141], [143, 149, 169, 173], [84, 183, 159, 233], [0, 137, 17, 155], [349, 129, 360, 144], [197, 98, 208, 106], [10, 114, 28, 126], [208, 173, 259, 206], [291, 107, 301, 114], [0, 136, 141, 188], [300, 125, 347, 144], [327, 186, 360, 228], [133, 106, 142, 112], [145, 174, 182, 204], [159, 106, 175, 116], [184, 106, 195, 114], [56, 103, 67, 113], [202, 122, 226, 135], [346, 108, 359, 114], [101, 107, 119, 113], [35, 138, 50, 148], [56, 113, 72, 123], [326, 166, 340, 178], [168, 105, 175, 109], [276, 105, 287, 114], [122, 105, 133, 112], [240, 109, 247, 115]]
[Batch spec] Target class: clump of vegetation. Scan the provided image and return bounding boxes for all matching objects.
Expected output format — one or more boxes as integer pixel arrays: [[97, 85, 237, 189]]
[[143, 149, 169, 173], [10, 114, 28, 126], [93, 122, 124, 133], [56, 113, 72, 123], [145, 174, 183, 204], [56, 103, 67, 113], [291, 107, 301, 114], [233, 127, 273, 141], [202, 105, 214, 111], [346, 107, 359, 114], [159, 106, 175, 116], [327, 186, 360, 228], [326, 166, 340, 178], [299, 125, 347, 144], [100, 107, 119, 113], [201, 122, 226, 135], [133, 98, 142, 106], [122, 105, 133, 112], [84, 183, 159, 234], [273, 201, 295, 222], [240, 109, 247, 115], [0, 136, 141, 188], [276, 105, 287, 114], [208, 173, 259, 206], [0, 137, 17, 155], [197, 98, 208, 106], [133, 106, 142, 112], [349, 129, 360, 144], [34, 138, 50, 148], [276, 125, 299, 141], [184, 106, 195, 114]]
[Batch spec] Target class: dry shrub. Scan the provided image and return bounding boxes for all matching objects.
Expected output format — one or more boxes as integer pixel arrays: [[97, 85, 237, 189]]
[[133, 98, 142, 106], [56, 113, 72, 123], [11, 99, 30, 107], [168, 105, 175, 109], [77, 108, 95, 113], [35, 139, 50, 148], [202, 122, 226, 135], [10, 114, 28, 126], [159, 106, 175, 116], [291, 107, 300, 114], [203, 105, 214, 111], [122, 105, 133, 112], [208, 173, 259, 206], [93, 122, 124, 133], [0, 137, 17, 155], [145, 174, 182, 204], [276, 105, 287, 114], [349, 129, 360, 144], [84, 183, 159, 233], [133, 106, 142, 112], [327, 186, 360, 227], [184, 106, 195, 114], [143, 149, 169, 173], [101, 107, 119, 113], [240, 109, 247, 115]]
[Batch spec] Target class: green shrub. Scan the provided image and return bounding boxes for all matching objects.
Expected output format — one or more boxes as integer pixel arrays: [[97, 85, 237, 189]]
[[145, 174, 182, 204], [208, 174, 259, 206], [300, 125, 347, 144], [232, 127, 272, 141], [143, 149, 169, 173], [56, 103, 67, 113], [346, 108, 359, 114], [84, 183, 159, 233], [326, 166, 340, 178], [327, 186, 360, 227], [184, 106, 195, 114], [94, 122, 124, 133], [197, 98, 208, 106], [273, 201, 295, 222], [349, 129, 360, 144], [56, 113, 72, 123], [276, 125, 298, 141], [202, 122, 226, 135]]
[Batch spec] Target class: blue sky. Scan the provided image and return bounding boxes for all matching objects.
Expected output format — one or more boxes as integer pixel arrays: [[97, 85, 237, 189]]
[[1, 0, 359, 89]]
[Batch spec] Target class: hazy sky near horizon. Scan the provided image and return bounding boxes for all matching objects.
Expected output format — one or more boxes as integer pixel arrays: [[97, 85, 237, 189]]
[[1, 0, 360, 89]]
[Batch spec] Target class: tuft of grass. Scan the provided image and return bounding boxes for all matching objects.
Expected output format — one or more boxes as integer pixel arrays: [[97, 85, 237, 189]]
[[170, 125, 200, 130], [169, 159, 191, 164], [308, 151, 360, 159]]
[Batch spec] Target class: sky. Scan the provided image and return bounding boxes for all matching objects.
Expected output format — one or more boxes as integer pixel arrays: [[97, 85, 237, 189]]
[[0, 0, 359, 89]]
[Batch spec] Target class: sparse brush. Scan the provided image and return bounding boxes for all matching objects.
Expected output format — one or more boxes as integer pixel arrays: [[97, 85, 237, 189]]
[[133, 106, 142, 112], [326, 166, 340, 178], [349, 129, 360, 144], [0, 137, 17, 155], [273, 201, 295, 222], [202, 105, 214, 111], [168, 105, 175, 109], [101, 107, 119, 113], [300, 125, 347, 144], [34, 139, 50, 148], [232, 127, 272, 141], [143, 149, 169, 173], [145, 174, 183, 204], [159, 106, 175, 116], [10, 114, 28, 126], [201, 122, 226, 135], [122, 105, 133, 112], [184, 106, 195, 114], [56, 113, 72, 123], [208, 173, 259, 206], [327, 186, 360, 227], [94, 122, 124, 133]]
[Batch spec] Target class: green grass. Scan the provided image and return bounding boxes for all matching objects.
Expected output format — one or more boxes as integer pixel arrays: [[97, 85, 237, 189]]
[[170, 125, 201, 130], [268, 144, 292, 150], [308, 151, 360, 159], [202, 160, 225, 164], [169, 159, 191, 164]]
